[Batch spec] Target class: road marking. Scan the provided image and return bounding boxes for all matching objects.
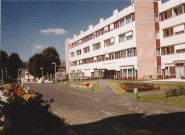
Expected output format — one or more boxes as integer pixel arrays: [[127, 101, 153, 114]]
[[52, 110, 73, 125], [71, 91, 100, 102], [101, 110, 114, 116]]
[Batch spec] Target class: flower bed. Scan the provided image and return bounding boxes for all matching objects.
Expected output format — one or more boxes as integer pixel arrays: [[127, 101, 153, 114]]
[[4, 83, 35, 102], [0, 83, 72, 135], [71, 83, 92, 88], [120, 82, 160, 92]]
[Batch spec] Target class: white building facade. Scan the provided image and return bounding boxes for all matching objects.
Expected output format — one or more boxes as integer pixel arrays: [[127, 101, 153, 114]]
[[65, 0, 185, 80]]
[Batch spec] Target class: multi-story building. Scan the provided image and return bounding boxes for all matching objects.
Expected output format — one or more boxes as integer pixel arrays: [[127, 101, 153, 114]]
[[159, 0, 185, 79], [65, 0, 185, 80]]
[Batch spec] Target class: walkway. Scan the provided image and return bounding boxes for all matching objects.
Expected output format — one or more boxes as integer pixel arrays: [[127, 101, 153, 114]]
[[99, 80, 116, 95], [23, 82, 185, 135]]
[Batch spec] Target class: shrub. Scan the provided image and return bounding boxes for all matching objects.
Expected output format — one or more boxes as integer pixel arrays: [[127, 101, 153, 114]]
[[120, 82, 160, 92], [0, 83, 71, 135], [165, 86, 185, 97]]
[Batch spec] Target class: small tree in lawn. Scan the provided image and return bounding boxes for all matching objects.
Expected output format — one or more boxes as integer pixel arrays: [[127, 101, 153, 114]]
[[27, 53, 47, 81], [42, 47, 60, 81]]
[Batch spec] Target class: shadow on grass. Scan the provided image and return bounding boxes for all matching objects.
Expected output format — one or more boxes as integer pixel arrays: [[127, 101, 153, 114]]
[[71, 112, 185, 135]]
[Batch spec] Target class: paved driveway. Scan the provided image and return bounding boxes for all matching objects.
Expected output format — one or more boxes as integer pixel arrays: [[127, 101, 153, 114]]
[[24, 80, 185, 135]]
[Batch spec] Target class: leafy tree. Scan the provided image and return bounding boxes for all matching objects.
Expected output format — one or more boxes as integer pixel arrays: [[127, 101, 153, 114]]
[[0, 50, 8, 79], [0, 50, 8, 70], [7, 52, 22, 79], [42, 47, 60, 79], [27, 53, 47, 79]]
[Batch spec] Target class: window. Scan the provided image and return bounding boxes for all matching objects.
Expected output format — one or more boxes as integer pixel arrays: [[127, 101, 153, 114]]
[[120, 18, 125, 27], [164, 27, 173, 37], [127, 49, 134, 57], [104, 27, 108, 33], [157, 67, 161, 75], [93, 33, 96, 38], [97, 43, 101, 49], [128, 69, 132, 77], [164, 10, 172, 20], [76, 50, 81, 55], [170, 66, 175, 75], [87, 58, 90, 64], [71, 70, 75, 78], [110, 38, 115, 45], [105, 54, 109, 61], [94, 70, 99, 77], [98, 56, 101, 62], [123, 69, 127, 77], [165, 67, 169, 75], [97, 30, 100, 37], [166, 46, 174, 55], [174, 6, 183, 16], [126, 15, 131, 24], [111, 53, 115, 60], [83, 47, 90, 53], [110, 24, 114, 31], [156, 31, 160, 39], [127, 35, 133, 40], [70, 52, 75, 57], [77, 70, 83, 77], [87, 36, 89, 41], [120, 34, 126, 43], [174, 24, 185, 35], [155, 14, 159, 22], [93, 44, 96, 51], [121, 50, 126, 58], [104, 39, 110, 47], [176, 49, 185, 53], [156, 48, 161, 56]]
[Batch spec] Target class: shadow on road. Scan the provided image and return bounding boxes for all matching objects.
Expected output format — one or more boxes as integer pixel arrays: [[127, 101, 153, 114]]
[[71, 112, 185, 135]]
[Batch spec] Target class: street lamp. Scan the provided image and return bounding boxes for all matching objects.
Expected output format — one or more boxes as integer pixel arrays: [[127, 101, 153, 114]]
[[52, 62, 56, 81], [1, 70, 3, 85], [18, 68, 21, 82], [40, 68, 43, 79], [5, 68, 7, 78]]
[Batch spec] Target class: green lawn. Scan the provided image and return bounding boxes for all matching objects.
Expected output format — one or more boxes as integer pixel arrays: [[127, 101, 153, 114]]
[[54, 80, 100, 93], [106, 79, 185, 95], [133, 94, 185, 108]]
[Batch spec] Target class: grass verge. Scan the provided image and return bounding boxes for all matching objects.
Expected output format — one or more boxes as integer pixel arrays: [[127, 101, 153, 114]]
[[106, 80, 185, 95], [54, 80, 100, 93], [130, 94, 185, 108]]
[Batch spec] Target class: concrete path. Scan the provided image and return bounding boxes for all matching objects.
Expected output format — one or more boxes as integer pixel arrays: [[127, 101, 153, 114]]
[[99, 80, 116, 95], [23, 82, 185, 135]]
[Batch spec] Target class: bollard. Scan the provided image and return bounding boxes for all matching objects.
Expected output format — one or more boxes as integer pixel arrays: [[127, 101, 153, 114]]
[[65, 81, 67, 86], [134, 88, 138, 99]]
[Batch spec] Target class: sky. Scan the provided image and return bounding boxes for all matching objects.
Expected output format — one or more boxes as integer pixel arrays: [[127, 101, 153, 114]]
[[1, 0, 131, 62], [1, 0, 168, 62]]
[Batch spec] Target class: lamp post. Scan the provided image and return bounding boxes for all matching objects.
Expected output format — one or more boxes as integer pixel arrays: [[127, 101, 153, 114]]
[[1, 70, 3, 85], [40, 68, 43, 79], [52, 62, 56, 82], [18, 68, 21, 82], [5, 68, 7, 78]]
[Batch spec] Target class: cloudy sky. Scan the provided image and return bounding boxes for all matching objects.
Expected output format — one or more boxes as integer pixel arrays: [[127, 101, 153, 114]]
[[1, 0, 168, 61]]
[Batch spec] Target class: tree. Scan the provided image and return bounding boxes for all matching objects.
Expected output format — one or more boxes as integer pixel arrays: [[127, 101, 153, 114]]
[[42, 47, 60, 80], [7, 52, 22, 79], [27, 53, 47, 79], [0, 50, 8, 79], [0, 50, 8, 70]]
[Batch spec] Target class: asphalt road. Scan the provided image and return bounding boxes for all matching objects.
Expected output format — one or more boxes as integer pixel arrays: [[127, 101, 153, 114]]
[[24, 81, 185, 135]]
